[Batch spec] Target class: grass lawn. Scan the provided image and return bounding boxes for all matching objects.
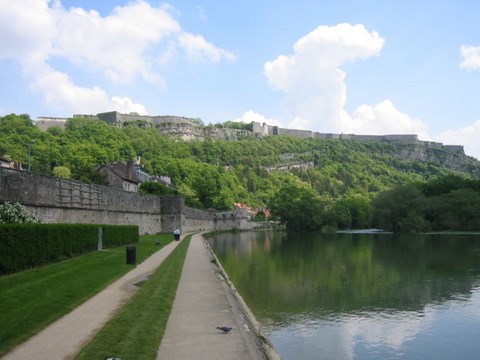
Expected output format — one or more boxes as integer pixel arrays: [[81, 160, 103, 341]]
[[75, 235, 191, 360], [0, 233, 173, 357]]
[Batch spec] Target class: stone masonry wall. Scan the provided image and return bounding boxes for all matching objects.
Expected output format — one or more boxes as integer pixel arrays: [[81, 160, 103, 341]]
[[0, 169, 249, 234]]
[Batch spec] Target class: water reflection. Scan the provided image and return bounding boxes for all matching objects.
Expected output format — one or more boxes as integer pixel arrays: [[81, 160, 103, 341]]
[[207, 231, 480, 359]]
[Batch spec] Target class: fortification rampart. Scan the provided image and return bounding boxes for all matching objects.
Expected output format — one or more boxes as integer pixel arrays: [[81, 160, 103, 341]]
[[250, 121, 464, 154], [33, 112, 464, 155], [96, 111, 196, 127], [35, 117, 68, 131], [0, 169, 251, 234], [276, 127, 314, 138]]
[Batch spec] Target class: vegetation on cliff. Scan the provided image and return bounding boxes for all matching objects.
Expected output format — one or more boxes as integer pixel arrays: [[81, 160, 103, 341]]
[[2, 113, 480, 231]]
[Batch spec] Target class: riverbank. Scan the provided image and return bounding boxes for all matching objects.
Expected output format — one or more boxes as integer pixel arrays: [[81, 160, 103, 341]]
[[1, 233, 280, 359], [157, 233, 281, 360]]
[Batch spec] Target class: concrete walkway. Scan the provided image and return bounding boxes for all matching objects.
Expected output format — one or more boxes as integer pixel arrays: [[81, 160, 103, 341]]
[[2, 240, 180, 360], [2, 234, 280, 360], [156, 233, 268, 360]]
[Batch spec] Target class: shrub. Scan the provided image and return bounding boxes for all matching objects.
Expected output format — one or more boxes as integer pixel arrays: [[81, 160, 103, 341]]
[[0, 223, 139, 274], [0, 202, 38, 224]]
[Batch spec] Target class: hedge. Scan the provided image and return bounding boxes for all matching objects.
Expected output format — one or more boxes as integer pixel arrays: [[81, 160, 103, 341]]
[[0, 224, 139, 274]]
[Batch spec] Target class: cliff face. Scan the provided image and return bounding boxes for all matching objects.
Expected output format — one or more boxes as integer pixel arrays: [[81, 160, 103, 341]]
[[153, 123, 250, 141], [392, 144, 480, 176]]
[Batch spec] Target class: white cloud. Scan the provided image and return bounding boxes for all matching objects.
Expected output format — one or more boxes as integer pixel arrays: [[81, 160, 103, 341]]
[[30, 63, 147, 115], [234, 110, 284, 127], [0, 0, 54, 61], [345, 100, 429, 138], [264, 23, 384, 132], [51, 1, 181, 84], [460, 45, 480, 70], [0, 0, 234, 115], [435, 120, 480, 159], [178, 33, 236, 62], [262, 23, 438, 140], [111, 96, 148, 115]]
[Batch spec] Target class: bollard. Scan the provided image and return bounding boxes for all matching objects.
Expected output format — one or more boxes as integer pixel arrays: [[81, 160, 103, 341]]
[[126, 245, 136, 265]]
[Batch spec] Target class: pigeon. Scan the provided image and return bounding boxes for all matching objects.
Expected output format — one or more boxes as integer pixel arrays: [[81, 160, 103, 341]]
[[216, 326, 232, 334]]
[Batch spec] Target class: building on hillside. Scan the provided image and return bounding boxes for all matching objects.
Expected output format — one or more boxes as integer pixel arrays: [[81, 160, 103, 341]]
[[132, 157, 176, 189], [95, 160, 140, 192], [95, 157, 176, 193], [233, 203, 271, 219], [0, 156, 23, 171]]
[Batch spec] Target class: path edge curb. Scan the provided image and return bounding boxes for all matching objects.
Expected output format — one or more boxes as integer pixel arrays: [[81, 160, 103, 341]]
[[203, 236, 282, 360]]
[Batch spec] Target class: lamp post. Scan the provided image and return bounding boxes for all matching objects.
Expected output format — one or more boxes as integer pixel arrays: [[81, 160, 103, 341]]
[[27, 140, 34, 172]]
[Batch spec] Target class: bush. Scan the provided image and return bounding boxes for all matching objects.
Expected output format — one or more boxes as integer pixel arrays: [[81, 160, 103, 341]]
[[0, 223, 139, 274], [102, 225, 139, 247], [139, 181, 178, 196], [0, 202, 38, 224]]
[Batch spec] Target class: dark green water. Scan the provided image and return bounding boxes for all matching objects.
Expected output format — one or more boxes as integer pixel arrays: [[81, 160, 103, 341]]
[[207, 231, 480, 360]]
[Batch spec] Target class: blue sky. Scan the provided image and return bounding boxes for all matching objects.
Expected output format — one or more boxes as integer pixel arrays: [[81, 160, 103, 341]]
[[2, 1, 480, 158]]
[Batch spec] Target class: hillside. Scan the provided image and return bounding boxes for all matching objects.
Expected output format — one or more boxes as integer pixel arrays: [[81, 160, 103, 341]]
[[2, 113, 480, 217]]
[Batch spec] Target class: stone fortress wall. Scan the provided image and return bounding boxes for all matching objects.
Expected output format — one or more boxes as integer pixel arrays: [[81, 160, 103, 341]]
[[0, 168, 251, 234], [35, 111, 464, 154], [36, 117, 69, 131], [251, 122, 464, 154]]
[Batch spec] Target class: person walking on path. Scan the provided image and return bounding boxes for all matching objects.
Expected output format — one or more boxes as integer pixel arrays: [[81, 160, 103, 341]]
[[173, 226, 181, 241]]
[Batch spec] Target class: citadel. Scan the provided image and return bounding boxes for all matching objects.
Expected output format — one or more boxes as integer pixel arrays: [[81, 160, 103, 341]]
[[36, 110, 464, 155]]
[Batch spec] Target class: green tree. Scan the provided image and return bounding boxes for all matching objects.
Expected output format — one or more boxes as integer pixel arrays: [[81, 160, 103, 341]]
[[53, 166, 71, 179], [269, 180, 326, 231], [371, 184, 427, 232]]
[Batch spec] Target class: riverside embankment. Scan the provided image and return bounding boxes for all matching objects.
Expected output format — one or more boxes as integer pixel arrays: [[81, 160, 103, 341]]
[[1, 233, 281, 360]]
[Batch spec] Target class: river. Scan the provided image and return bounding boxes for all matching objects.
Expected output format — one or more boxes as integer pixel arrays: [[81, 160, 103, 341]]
[[207, 231, 480, 360]]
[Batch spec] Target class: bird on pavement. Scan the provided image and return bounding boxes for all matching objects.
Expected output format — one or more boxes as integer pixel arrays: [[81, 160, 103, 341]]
[[216, 326, 232, 334]]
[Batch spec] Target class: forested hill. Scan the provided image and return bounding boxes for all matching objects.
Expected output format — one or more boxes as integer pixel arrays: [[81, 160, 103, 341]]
[[2, 113, 480, 214]]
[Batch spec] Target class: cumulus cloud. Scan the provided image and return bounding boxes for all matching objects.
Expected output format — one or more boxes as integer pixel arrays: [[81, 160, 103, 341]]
[[29, 63, 148, 115], [0, 0, 234, 115], [234, 110, 284, 127], [460, 45, 480, 70], [262, 23, 440, 141], [178, 33, 236, 62], [264, 23, 384, 132], [345, 100, 429, 138], [435, 120, 480, 159], [51, 2, 181, 84]]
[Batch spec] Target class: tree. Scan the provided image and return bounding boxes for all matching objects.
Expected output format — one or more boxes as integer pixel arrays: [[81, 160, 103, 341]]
[[269, 180, 326, 232], [53, 166, 71, 179], [371, 184, 427, 232], [426, 189, 480, 231]]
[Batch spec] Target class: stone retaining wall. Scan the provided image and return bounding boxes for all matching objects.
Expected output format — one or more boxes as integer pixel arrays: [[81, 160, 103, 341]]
[[0, 169, 250, 234]]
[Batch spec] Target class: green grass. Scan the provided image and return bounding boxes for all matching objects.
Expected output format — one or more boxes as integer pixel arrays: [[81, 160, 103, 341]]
[[0, 233, 173, 357], [75, 235, 191, 360]]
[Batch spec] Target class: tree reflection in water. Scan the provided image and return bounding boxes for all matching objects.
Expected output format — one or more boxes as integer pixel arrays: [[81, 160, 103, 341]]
[[207, 231, 480, 360]]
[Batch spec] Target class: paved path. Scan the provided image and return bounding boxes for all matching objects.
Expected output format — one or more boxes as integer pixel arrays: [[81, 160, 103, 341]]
[[2, 234, 280, 360], [2, 240, 180, 360], [156, 233, 267, 360]]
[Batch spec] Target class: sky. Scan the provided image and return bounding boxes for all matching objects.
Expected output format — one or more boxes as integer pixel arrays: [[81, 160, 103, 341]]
[[1, 1, 480, 158]]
